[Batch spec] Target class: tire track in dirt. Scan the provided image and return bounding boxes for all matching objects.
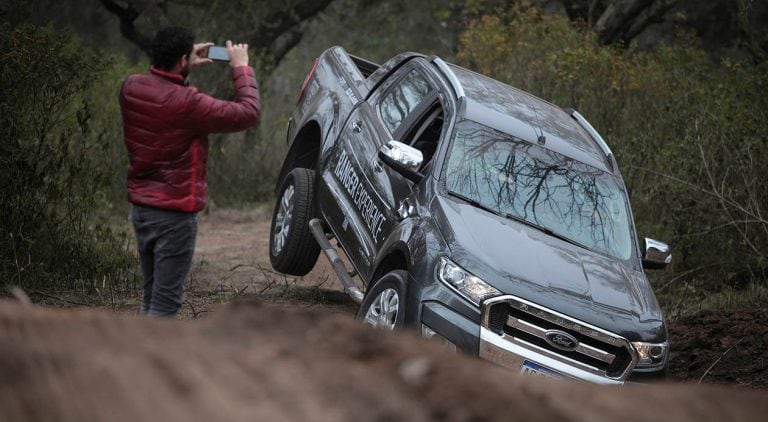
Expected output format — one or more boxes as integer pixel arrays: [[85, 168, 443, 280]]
[[182, 207, 359, 318]]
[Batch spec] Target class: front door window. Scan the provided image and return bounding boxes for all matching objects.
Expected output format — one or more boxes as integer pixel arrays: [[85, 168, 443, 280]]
[[379, 69, 433, 135]]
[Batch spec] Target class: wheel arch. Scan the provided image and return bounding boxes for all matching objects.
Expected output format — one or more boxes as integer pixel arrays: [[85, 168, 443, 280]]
[[368, 245, 411, 287], [275, 120, 322, 195]]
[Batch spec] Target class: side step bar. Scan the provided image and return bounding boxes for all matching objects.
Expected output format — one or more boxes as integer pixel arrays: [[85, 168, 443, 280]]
[[308, 218, 365, 304]]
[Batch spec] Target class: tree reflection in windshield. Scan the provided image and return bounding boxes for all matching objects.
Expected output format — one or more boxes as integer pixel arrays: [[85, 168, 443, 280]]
[[445, 120, 633, 260]]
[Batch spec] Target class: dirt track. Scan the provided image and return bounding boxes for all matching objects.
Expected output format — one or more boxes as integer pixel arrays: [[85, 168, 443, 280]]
[[180, 207, 359, 317], [2, 299, 768, 421]]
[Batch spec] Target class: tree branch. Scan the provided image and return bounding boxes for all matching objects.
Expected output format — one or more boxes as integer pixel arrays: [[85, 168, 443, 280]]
[[99, 0, 173, 57], [558, 1, 677, 45], [101, 0, 333, 67], [248, 0, 335, 62], [558, 0, 595, 23], [735, 0, 767, 64], [99, 0, 151, 55], [594, 0, 677, 45], [619, 0, 677, 44], [268, 29, 305, 67]]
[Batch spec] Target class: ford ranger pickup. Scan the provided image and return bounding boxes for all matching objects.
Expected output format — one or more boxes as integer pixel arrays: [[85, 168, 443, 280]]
[[268, 46, 672, 384]]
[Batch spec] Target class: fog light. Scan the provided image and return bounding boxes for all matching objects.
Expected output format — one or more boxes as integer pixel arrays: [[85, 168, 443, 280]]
[[650, 346, 664, 359], [421, 324, 457, 353], [632, 341, 669, 368]]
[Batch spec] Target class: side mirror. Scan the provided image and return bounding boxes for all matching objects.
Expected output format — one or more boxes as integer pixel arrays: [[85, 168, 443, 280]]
[[378, 140, 424, 184], [642, 238, 672, 270]]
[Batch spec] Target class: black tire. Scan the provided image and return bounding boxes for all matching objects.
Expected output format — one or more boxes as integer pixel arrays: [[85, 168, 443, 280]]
[[269, 168, 321, 276], [356, 270, 408, 330]]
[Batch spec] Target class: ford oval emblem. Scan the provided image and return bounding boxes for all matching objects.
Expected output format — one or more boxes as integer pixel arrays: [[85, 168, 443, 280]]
[[544, 330, 579, 351]]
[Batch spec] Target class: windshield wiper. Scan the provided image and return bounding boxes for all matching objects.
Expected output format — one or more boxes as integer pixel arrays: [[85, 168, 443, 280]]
[[502, 212, 589, 250], [448, 191, 590, 250], [448, 192, 506, 218]]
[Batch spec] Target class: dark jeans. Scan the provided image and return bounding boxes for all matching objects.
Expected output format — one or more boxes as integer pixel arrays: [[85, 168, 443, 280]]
[[131, 205, 198, 317]]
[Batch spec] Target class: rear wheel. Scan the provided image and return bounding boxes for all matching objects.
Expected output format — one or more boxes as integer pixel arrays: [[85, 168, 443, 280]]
[[269, 168, 320, 275], [356, 270, 408, 330]]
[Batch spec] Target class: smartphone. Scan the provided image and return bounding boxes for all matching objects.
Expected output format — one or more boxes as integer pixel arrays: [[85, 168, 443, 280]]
[[207, 46, 229, 62]]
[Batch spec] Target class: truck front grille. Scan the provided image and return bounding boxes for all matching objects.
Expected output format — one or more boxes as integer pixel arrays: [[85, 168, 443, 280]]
[[483, 296, 637, 380]]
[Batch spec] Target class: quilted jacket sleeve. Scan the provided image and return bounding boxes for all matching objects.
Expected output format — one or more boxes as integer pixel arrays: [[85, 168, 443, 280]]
[[184, 65, 261, 134]]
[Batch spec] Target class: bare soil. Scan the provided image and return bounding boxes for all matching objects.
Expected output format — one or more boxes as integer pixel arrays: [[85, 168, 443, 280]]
[[667, 309, 768, 388], [2, 299, 768, 422], [181, 207, 360, 318]]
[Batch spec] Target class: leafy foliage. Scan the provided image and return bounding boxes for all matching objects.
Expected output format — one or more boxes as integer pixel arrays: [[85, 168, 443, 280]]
[[0, 22, 135, 291], [457, 8, 768, 310]]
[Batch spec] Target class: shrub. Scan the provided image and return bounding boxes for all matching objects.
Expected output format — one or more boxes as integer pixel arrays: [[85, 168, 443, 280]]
[[457, 7, 768, 310], [0, 22, 135, 292]]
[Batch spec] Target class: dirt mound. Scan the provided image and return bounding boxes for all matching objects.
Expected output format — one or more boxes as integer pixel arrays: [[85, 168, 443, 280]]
[[1, 300, 767, 421], [668, 308, 768, 388]]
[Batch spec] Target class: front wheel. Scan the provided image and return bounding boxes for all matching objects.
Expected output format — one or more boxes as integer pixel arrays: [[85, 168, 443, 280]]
[[269, 168, 321, 276], [356, 270, 408, 330]]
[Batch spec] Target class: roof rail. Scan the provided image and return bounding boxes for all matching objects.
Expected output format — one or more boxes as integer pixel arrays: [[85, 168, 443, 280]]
[[568, 109, 614, 167], [431, 57, 465, 99]]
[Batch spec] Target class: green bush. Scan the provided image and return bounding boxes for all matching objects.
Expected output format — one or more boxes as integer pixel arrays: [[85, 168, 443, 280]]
[[0, 22, 135, 292], [457, 8, 768, 311]]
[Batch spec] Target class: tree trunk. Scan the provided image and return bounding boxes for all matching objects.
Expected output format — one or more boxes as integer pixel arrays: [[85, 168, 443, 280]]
[[557, 0, 678, 45], [594, 0, 677, 45]]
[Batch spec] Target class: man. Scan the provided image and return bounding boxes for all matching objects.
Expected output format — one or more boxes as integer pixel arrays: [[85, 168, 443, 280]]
[[120, 27, 261, 317]]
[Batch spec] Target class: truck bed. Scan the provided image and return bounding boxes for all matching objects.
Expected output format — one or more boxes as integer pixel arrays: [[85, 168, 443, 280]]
[[349, 54, 379, 78]]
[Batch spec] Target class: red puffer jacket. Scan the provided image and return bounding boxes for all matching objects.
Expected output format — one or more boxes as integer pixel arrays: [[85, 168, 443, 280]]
[[120, 65, 261, 212]]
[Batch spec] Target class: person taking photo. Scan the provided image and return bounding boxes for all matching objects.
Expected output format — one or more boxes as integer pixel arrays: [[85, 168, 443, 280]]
[[119, 27, 261, 317]]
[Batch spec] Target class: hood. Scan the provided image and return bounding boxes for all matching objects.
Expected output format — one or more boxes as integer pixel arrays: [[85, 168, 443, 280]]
[[431, 195, 665, 342]]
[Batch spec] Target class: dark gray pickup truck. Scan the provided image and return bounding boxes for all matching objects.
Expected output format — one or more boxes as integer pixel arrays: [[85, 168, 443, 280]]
[[269, 46, 673, 384]]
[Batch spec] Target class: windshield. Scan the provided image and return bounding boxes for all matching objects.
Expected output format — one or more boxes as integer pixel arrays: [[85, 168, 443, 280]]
[[444, 120, 634, 260]]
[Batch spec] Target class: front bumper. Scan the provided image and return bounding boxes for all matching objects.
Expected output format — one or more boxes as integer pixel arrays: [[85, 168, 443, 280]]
[[479, 327, 624, 384], [479, 295, 639, 384], [420, 289, 643, 384]]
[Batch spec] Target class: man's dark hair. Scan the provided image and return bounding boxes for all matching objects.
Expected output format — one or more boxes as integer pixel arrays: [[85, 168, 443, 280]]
[[151, 26, 194, 70]]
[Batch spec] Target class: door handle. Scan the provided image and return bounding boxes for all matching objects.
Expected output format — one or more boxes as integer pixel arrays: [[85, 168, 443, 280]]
[[352, 121, 362, 133], [397, 198, 415, 220]]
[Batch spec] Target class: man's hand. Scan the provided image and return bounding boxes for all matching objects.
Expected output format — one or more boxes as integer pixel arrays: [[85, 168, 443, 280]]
[[190, 42, 214, 69], [226, 40, 249, 68]]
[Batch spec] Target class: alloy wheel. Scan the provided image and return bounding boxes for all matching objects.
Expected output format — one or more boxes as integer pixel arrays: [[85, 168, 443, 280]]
[[272, 184, 295, 255], [362, 288, 400, 330]]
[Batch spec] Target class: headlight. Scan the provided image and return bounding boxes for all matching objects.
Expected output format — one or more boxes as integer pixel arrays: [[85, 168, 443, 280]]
[[437, 257, 501, 306], [631, 341, 669, 368]]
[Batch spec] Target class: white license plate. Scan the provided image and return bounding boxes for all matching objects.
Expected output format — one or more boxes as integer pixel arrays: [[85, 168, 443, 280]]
[[521, 360, 563, 379]]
